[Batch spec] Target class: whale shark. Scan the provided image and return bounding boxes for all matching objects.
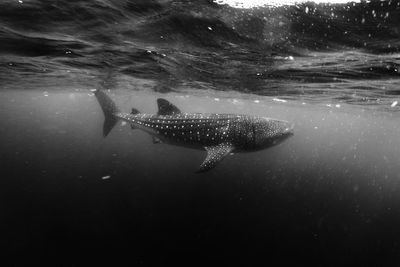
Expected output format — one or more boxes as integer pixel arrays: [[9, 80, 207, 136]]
[[94, 89, 294, 172]]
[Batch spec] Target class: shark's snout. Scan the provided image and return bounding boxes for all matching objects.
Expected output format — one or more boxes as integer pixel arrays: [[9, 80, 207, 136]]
[[278, 120, 294, 137], [283, 122, 294, 135]]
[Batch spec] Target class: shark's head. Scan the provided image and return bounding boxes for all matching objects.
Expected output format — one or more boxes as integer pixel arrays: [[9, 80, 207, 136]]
[[253, 118, 294, 149]]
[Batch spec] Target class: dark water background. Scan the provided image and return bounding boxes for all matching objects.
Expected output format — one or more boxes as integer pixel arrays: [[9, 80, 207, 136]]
[[1, 0, 400, 266]]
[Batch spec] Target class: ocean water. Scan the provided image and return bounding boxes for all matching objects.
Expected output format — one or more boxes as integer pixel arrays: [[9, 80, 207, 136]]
[[1, 0, 400, 266]]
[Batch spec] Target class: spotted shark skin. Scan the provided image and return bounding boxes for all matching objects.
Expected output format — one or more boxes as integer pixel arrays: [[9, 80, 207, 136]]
[[94, 89, 294, 172]]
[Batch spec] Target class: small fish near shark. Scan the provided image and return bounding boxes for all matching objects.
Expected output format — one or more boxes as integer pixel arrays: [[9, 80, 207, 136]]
[[94, 89, 294, 172]]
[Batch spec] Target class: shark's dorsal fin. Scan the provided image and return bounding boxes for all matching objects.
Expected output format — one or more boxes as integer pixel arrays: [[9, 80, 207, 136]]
[[157, 98, 181, 116], [197, 143, 234, 173], [131, 108, 140, 115]]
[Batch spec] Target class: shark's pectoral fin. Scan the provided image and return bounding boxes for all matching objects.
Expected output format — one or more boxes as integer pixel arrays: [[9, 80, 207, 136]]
[[197, 143, 234, 173]]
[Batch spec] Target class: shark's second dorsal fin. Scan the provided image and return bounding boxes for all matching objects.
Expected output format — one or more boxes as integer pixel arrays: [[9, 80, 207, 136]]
[[157, 98, 181, 116], [197, 143, 234, 173], [130, 108, 141, 129], [131, 108, 140, 115], [130, 108, 140, 130]]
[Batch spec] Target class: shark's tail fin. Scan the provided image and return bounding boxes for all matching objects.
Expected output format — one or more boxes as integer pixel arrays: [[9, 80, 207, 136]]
[[94, 89, 120, 137]]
